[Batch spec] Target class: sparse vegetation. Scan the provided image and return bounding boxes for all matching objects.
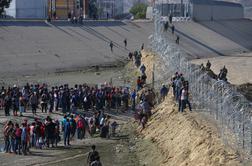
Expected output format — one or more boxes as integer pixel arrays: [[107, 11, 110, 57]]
[[130, 3, 148, 19], [0, 0, 12, 16]]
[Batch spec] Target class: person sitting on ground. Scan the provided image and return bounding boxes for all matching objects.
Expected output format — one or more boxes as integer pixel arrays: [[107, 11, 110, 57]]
[[87, 145, 100, 166], [110, 121, 118, 137]]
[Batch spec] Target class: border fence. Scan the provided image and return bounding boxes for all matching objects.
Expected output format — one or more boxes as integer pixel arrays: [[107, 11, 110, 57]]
[[149, 8, 252, 158]]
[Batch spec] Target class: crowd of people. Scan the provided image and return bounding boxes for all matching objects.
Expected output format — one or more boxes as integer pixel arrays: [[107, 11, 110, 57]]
[[163, 15, 180, 45], [171, 72, 192, 112], [0, 83, 138, 117], [1, 44, 193, 166], [3, 108, 119, 155]]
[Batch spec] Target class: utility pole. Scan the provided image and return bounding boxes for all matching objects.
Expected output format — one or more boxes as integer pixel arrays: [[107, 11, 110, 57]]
[[51, 0, 53, 18], [67, 0, 69, 14], [162, 0, 164, 16], [181, 0, 183, 17]]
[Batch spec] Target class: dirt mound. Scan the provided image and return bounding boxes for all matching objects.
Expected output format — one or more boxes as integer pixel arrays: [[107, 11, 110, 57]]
[[191, 56, 252, 85], [133, 51, 243, 166], [136, 96, 242, 166]]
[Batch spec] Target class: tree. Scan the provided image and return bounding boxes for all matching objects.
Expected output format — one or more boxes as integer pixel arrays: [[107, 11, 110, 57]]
[[0, 0, 12, 16], [88, 0, 98, 19], [130, 3, 148, 19]]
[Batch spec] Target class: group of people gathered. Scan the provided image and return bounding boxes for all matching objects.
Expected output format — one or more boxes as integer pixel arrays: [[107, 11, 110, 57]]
[[171, 72, 192, 112], [0, 83, 137, 117], [3, 109, 118, 156], [163, 15, 180, 45]]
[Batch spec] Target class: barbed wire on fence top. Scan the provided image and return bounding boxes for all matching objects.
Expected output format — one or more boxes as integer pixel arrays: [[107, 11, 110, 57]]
[[150, 8, 252, 159]]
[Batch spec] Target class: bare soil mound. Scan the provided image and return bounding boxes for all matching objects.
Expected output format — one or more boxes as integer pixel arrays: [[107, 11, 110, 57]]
[[191, 55, 252, 85], [136, 96, 242, 166], [133, 51, 244, 166]]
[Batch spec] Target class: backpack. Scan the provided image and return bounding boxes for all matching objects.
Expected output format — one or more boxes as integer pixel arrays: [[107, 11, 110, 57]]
[[70, 119, 76, 130], [15, 128, 22, 138], [90, 160, 102, 166], [88, 151, 99, 163], [77, 120, 84, 129]]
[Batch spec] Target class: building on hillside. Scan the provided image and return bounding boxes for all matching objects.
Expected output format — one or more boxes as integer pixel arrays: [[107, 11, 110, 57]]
[[48, 0, 89, 19], [5, 0, 89, 19], [155, 0, 244, 21], [155, 0, 191, 17], [5, 0, 47, 19]]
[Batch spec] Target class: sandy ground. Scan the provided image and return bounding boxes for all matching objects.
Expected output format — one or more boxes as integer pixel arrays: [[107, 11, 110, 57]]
[[0, 105, 139, 166], [191, 54, 252, 85], [0, 64, 139, 166], [136, 94, 245, 166], [0, 66, 127, 87]]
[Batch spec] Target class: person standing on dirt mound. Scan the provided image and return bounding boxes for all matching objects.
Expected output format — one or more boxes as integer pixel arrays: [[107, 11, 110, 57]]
[[87, 145, 101, 166]]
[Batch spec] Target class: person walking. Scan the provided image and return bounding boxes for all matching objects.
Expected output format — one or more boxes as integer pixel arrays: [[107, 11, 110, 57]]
[[179, 84, 192, 112], [124, 38, 127, 48], [171, 25, 175, 34], [4, 93, 11, 116], [3, 121, 12, 153], [19, 95, 25, 116], [160, 84, 169, 101], [30, 92, 38, 115], [131, 89, 136, 111], [63, 118, 71, 147], [41, 92, 48, 113], [77, 116, 85, 139], [109, 41, 114, 52], [176, 35, 180, 44], [21, 123, 28, 155], [14, 123, 22, 155]]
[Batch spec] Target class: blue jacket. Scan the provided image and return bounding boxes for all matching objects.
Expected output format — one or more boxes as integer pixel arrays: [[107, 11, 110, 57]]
[[64, 121, 71, 133]]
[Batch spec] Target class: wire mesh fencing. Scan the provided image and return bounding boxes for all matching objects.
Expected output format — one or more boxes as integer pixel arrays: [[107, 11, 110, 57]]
[[149, 8, 252, 158]]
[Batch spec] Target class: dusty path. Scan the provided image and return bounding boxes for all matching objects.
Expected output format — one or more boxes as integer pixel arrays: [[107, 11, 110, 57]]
[[0, 108, 139, 166]]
